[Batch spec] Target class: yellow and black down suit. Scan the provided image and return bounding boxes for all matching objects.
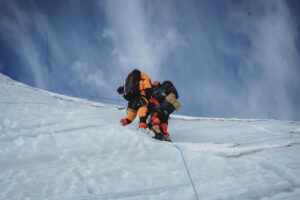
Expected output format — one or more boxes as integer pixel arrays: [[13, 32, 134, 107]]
[[117, 70, 152, 125]]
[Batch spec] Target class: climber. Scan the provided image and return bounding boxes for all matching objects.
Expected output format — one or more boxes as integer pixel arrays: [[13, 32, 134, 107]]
[[117, 69, 152, 129], [146, 80, 181, 142]]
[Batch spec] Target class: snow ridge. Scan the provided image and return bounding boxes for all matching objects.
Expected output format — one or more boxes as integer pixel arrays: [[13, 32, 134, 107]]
[[1, 73, 300, 200], [171, 114, 300, 124], [176, 141, 300, 158]]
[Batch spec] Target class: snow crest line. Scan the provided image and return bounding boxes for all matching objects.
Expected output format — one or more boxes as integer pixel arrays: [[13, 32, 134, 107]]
[[176, 142, 300, 158], [170, 115, 300, 124], [0, 101, 52, 105], [2, 78, 123, 109]]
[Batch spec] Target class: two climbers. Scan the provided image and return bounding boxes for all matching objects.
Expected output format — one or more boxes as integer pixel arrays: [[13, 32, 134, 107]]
[[117, 69, 181, 142]]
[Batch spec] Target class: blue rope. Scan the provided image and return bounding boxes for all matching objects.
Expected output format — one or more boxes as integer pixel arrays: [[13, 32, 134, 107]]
[[172, 143, 199, 200]]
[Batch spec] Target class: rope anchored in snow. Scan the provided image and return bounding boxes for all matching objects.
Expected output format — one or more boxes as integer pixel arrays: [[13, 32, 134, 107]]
[[172, 143, 199, 200]]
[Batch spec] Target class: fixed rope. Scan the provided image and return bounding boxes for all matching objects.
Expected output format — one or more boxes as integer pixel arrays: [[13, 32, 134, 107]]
[[172, 143, 199, 200]]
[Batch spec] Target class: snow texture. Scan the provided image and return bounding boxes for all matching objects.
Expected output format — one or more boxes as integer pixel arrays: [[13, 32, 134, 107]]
[[1, 73, 300, 200]]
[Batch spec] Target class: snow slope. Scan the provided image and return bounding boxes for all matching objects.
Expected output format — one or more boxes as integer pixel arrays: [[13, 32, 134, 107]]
[[1, 73, 300, 200]]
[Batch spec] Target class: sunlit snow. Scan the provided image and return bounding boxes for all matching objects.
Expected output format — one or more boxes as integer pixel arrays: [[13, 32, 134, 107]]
[[1, 73, 300, 200]]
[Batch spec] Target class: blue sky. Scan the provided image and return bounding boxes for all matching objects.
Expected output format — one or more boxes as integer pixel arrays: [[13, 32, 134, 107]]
[[1, 0, 300, 121]]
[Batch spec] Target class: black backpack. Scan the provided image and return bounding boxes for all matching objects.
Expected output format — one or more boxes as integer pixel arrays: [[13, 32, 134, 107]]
[[160, 81, 179, 99], [124, 69, 141, 98], [152, 80, 179, 103]]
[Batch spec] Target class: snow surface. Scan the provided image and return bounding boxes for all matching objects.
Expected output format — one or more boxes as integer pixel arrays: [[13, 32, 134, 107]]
[[1, 73, 300, 200]]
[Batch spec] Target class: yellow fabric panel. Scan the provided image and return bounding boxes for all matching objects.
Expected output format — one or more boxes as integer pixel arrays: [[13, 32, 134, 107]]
[[126, 109, 137, 121], [137, 106, 147, 118]]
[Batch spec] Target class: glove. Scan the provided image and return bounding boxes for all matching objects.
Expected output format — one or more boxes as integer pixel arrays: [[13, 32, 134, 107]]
[[139, 122, 147, 129], [120, 118, 129, 126], [117, 86, 124, 94]]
